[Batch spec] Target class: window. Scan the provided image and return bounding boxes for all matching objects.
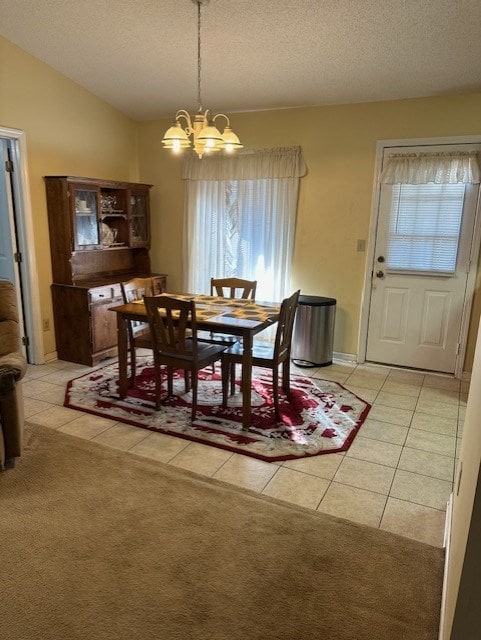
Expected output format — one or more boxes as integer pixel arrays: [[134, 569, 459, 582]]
[[387, 183, 465, 273], [183, 147, 305, 301]]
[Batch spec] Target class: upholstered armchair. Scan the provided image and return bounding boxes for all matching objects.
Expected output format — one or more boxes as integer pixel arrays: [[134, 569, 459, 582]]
[[0, 280, 27, 469]]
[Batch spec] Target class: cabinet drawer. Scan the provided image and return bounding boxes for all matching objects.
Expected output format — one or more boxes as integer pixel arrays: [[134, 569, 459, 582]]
[[89, 286, 114, 303], [112, 283, 122, 298]]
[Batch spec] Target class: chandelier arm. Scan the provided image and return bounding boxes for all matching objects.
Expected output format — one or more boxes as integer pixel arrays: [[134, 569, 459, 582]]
[[212, 113, 231, 128], [175, 110, 194, 134]]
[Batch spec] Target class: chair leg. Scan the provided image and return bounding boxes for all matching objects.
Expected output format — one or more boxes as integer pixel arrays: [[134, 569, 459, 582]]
[[221, 359, 229, 407], [167, 366, 174, 396], [129, 346, 137, 385], [230, 362, 236, 396], [191, 372, 198, 420], [282, 358, 290, 394], [154, 361, 162, 411], [184, 370, 190, 393], [272, 368, 280, 419]]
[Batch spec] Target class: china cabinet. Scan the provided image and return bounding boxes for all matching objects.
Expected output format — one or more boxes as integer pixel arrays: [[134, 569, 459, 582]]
[[44, 176, 166, 365]]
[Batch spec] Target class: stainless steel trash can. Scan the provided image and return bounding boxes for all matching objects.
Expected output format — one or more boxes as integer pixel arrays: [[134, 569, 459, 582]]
[[291, 295, 336, 367]]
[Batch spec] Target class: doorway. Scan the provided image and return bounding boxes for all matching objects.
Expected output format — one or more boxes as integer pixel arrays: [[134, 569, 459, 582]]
[[0, 126, 43, 363], [360, 137, 481, 377], [0, 139, 27, 351]]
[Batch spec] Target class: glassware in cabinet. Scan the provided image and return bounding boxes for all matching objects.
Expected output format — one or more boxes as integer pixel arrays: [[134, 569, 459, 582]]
[[71, 186, 100, 249], [129, 190, 150, 246]]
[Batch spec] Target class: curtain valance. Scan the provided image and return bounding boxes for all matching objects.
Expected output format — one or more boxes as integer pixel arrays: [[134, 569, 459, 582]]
[[181, 146, 307, 181], [380, 151, 480, 184]]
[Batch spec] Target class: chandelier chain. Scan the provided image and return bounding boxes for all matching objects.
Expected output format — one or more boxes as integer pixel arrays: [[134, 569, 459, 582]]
[[197, 1, 202, 112], [161, 0, 243, 158]]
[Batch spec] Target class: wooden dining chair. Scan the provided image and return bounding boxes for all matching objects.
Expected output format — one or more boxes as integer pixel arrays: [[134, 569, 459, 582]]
[[221, 289, 301, 420], [144, 295, 227, 420], [199, 276, 257, 348], [120, 277, 156, 384], [210, 277, 257, 300], [199, 277, 258, 373]]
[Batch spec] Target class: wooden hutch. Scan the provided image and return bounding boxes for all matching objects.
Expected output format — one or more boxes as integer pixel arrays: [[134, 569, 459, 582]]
[[44, 176, 166, 365]]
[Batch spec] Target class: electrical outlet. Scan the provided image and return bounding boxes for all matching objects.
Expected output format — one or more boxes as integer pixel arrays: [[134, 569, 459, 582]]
[[43, 319, 50, 332]]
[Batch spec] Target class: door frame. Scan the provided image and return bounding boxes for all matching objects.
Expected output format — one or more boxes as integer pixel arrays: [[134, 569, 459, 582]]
[[0, 125, 44, 364], [358, 135, 481, 378]]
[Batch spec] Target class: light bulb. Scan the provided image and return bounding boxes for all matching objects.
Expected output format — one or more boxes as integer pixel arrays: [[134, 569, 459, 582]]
[[205, 138, 215, 148], [224, 143, 234, 153], [172, 139, 182, 153]]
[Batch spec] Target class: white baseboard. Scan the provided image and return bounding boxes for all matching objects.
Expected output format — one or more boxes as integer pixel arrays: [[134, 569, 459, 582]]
[[332, 351, 472, 383], [333, 351, 357, 363], [43, 350, 58, 363]]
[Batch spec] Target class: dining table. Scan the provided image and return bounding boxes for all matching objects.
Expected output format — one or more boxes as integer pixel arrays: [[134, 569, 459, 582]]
[[110, 293, 281, 428]]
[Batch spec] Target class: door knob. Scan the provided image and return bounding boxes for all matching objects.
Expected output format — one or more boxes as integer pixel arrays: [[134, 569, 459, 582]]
[[376, 270, 384, 278]]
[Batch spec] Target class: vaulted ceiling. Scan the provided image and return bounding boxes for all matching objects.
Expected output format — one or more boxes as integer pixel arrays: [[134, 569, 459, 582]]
[[1, 0, 480, 121]]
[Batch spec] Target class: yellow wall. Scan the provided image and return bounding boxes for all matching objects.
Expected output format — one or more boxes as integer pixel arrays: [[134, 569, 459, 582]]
[[2, 33, 481, 369], [0, 36, 138, 356], [138, 95, 481, 369]]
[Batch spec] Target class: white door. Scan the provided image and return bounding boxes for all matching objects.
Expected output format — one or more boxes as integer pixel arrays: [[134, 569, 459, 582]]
[[366, 144, 481, 374]]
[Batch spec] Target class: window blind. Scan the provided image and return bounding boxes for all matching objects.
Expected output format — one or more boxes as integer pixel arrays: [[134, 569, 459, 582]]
[[386, 183, 466, 273]]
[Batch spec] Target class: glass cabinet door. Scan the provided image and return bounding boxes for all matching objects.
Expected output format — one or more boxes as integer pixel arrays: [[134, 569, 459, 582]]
[[71, 186, 100, 249], [129, 190, 150, 246]]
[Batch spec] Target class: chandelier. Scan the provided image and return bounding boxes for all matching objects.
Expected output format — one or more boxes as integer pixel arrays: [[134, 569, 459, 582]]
[[161, 0, 243, 159]]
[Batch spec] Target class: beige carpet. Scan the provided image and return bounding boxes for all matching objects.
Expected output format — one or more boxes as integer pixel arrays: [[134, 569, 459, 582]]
[[0, 424, 444, 640]]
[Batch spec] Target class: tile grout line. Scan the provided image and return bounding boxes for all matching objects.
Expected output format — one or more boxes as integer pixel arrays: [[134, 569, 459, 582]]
[[377, 371, 418, 527]]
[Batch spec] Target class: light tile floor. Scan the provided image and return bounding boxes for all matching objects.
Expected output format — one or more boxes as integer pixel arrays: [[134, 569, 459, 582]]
[[22, 357, 467, 548]]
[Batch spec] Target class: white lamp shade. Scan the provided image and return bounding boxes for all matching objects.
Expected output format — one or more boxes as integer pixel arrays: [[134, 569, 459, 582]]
[[196, 123, 224, 149], [221, 126, 243, 151], [162, 123, 191, 148]]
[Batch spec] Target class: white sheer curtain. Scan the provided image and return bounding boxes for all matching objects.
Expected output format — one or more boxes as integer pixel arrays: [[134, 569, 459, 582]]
[[183, 147, 306, 302], [380, 151, 480, 184]]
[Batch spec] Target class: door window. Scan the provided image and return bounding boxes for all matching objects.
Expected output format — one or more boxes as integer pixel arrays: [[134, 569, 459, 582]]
[[386, 183, 466, 274]]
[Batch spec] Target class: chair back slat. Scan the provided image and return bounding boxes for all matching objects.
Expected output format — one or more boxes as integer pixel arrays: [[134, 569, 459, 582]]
[[121, 277, 155, 335], [210, 277, 257, 300], [121, 277, 155, 303], [273, 290, 300, 361], [144, 295, 198, 360]]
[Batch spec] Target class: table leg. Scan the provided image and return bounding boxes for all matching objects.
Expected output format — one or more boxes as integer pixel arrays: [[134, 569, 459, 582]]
[[117, 314, 128, 398], [241, 331, 253, 429]]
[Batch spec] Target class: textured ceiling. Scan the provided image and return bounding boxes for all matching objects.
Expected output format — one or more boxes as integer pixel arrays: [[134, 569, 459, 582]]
[[1, 0, 481, 121]]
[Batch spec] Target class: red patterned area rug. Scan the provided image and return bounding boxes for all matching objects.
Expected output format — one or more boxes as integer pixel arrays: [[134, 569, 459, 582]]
[[65, 357, 371, 462]]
